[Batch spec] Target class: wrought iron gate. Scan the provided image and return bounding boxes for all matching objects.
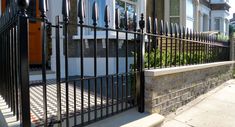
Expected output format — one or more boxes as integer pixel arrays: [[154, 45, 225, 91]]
[[0, 0, 229, 127]]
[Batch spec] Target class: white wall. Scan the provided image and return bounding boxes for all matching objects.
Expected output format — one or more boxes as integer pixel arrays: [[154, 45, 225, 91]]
[[48, 0, 65, 76], [68, 57, 134, 76]]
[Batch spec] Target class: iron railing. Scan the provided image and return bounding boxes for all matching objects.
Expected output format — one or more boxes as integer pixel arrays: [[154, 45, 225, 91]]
[[0, 1, 31, 126], [0, 0, 230, 127]]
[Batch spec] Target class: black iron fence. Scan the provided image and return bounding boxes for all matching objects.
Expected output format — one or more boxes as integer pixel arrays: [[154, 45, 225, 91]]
[[0, 0, 230, 127]]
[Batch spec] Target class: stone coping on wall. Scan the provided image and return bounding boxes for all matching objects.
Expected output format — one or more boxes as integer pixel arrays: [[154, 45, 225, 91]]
[[145, 61, 235, 77]]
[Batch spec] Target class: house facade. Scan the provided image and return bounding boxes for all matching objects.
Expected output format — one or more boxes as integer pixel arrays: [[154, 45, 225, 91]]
[[147, 0, 230, 35], [0, 0, 147, 79], [48, 0, 147, 77]]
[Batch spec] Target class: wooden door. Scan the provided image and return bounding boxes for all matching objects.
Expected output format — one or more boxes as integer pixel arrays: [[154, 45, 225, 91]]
[[1, 0, 6, 13], [28, 0, 42, 65], [1, 0, 42, 65]]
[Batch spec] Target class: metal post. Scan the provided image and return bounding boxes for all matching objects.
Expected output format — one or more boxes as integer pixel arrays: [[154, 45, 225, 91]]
[[17, 0, 30, 126], [138, 14, 145, 113]]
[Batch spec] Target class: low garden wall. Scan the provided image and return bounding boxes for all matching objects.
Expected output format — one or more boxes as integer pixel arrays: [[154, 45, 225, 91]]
[[144, 61, 234, 115]]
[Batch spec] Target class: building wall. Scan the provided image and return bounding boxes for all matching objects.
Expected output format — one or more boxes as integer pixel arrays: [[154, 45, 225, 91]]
[[211, 10, 230, 35]]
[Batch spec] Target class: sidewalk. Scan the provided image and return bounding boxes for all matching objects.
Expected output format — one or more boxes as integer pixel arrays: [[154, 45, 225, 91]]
[[162, 79, 235, 127]]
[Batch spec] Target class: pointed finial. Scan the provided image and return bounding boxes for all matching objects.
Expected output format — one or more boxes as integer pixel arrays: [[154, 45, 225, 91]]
[[115, 8, 120, 29], [92, 2, 99, 25], [147, 17, 151, 33], [153, 18, 158, 34], [62, 0, 70, 21], [78, 0, 85, 21], [104, 5, 110, 26]]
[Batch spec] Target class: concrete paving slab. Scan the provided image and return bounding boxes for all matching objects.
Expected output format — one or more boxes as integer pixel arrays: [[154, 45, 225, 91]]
[[162, 120, 192, 127], [163, 79, 235, 127], [85, 108, 150, 127]]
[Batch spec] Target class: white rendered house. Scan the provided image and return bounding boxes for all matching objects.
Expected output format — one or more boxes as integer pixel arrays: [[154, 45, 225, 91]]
[[163, 0, 230, 35], [48, 0, 147, 78]]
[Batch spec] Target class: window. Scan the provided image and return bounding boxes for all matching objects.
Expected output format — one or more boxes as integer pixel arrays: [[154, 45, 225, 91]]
[[214, 18, 220, 31], [170, 0, 180, 24], [115, 0, 137, 30]]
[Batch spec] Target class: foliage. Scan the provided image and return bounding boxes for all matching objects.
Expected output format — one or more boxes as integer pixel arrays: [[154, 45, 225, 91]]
[[217, 34, 229, 42], [144, 49, 215, 68]]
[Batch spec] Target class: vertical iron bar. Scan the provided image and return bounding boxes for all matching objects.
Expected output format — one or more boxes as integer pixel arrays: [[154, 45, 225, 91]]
[[165, 22, 168, 67], [111, 75, 114, 114], [78, 0, 85, 125], [18, 2, 31, 125], [115, 9, 120, 113], [153, 19, 158, 68], [125, 11, 129, 109], [174, 24, 178, 66], [170, 23, 173, 67], [189, 30, 192, 65], [138, 14, 145, 112], [62, 0, 70, 126], [147, 17, 151, 69], [178, 26, 182, 66], [160, 20, 163, 68], [100, 78, 103, 117], [41, 15, 48, 127], [104, 5, 110, 117], [55, 16, 62, 126], [88, 79, 91, 121], [182, 27, 185, 66]]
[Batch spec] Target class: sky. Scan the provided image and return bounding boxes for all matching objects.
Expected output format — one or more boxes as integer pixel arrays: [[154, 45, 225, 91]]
[[229, 1, 235, 19]]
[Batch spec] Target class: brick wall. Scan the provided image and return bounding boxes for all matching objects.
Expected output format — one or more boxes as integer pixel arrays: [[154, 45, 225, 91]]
[[145, 63, 234, 115]]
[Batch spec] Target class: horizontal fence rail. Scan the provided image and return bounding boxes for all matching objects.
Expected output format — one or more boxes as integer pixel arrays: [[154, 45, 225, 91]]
[[144, 19, 230, 70], [0, 0, 230, 127]]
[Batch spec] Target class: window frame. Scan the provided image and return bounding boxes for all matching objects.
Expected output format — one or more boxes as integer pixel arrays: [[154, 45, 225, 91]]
[[214, 18, 221, 31], [115, 0, 138, 30], [169, 0, 180, 24]]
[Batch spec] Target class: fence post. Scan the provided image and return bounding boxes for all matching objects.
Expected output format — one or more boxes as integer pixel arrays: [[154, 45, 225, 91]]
[[138, 13, 145, 113], [17, 0, 30, 126]]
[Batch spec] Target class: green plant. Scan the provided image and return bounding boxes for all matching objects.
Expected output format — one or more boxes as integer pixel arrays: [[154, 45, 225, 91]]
[[144, 49, 215, 68], [217, 34, 229, 42], [130, 48, 218, 70]]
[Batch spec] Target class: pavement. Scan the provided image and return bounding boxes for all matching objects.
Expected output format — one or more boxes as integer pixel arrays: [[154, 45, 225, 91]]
[[162, 79, 235, 127]]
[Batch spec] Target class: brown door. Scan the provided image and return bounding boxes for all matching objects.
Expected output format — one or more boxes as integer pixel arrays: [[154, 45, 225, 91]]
[[1, 0, 42, 65], [28, 0, 42, 65], [1, 0, 6, 13]]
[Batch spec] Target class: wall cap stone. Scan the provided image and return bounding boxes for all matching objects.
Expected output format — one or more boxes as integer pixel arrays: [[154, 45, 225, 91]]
[[145, 61, 235, 77]]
